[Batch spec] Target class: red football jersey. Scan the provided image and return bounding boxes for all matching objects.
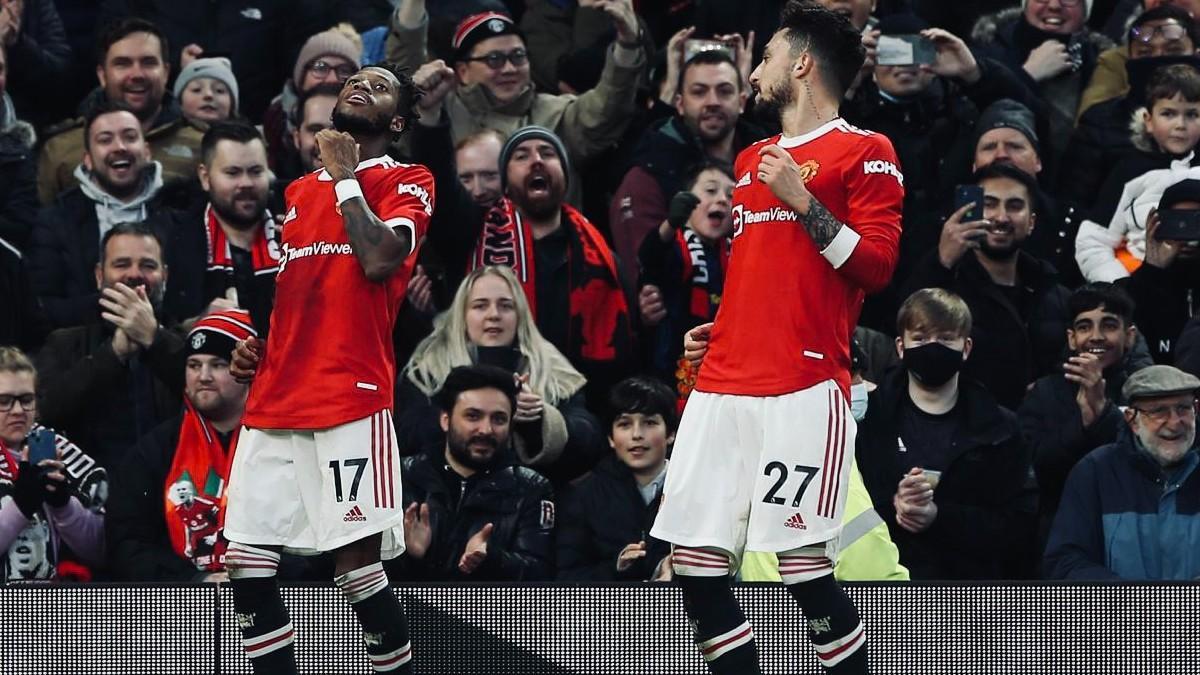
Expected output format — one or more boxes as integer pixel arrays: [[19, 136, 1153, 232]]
[[695, 119, 903, 397], [243, 156, 434, 429]]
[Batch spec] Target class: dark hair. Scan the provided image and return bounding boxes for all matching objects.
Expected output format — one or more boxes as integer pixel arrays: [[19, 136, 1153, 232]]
[[1145, 63, 1200, 108], [83, 98, 140, 152], [291, 82, 343, 128], [682, 159, 734, 191], [778, 0, 866, 98], [367, 62, 424, 137], [607, 377, 679, 433], [676, 48, 742, 96], [1131, 4, 1198, 48], [896, 288, 972, 337], [97, 18, 170, 66], [200, 120, 265, 166], [972, 162, 1040, 210], [433, 364, 518, 415], [99, 221, 164, 265], [1068, 282, 1136, 326]]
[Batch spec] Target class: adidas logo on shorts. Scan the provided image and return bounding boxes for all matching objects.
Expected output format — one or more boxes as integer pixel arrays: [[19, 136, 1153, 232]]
[[343, 505, 367, 522], [784, 513, 807, 530]]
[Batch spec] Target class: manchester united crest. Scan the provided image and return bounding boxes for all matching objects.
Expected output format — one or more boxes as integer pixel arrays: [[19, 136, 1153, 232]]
[[797, 159, 820, 184]]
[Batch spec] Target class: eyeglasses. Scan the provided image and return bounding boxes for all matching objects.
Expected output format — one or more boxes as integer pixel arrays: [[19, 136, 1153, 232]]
[[1131, 401, 1198, 424], [462, 49, 528, 70], [1031, 0, 1083, 6], [308, 60, 357, 80], [0, 394, 36, 412], [1131, 23, 1189, 44]]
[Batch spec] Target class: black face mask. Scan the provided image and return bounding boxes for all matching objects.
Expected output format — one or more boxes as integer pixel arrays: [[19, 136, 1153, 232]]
[[903, 342, 965, 387]]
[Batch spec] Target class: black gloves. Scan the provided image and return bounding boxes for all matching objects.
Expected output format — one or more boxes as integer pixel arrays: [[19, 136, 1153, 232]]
[[11, 462, 44, 519], [667, 191, 701, 230]]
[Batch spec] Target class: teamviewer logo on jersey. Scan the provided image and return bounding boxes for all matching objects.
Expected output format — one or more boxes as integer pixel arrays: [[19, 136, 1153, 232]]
[[784, 513, 807, 530], [344, 505, 367, 522]]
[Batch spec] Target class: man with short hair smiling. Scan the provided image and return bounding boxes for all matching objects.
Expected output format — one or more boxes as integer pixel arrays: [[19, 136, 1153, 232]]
[[1045, 364, 1200, 580], [396, 364, 555, 582], [389, 0, 646, 205], [36, 18, 203, 205]]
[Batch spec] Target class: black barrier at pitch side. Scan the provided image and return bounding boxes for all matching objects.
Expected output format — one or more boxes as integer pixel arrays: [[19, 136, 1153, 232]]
[[2, 582, 1198, 674]]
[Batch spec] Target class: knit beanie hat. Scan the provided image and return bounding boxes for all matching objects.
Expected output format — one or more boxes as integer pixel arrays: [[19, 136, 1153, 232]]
[[293, 24, 363, 89], [187, 309, 257, 360], [974, 99, 1040, 152], [174, 57, 240, 115], [453, 12, 522, 63], [499, 125, 571, 191]]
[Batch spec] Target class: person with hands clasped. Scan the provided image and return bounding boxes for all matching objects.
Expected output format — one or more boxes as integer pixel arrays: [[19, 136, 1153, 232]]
[[0, 347, 105, 581], [855, 289, 1037, 580], [395, 365, 554, 582], [637, 163, 734, 389]]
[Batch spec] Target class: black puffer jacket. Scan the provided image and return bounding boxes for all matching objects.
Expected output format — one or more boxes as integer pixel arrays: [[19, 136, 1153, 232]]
[[391, 448, 555, 582], [0, 104, 39, 251], [555, 454, 669, 581]]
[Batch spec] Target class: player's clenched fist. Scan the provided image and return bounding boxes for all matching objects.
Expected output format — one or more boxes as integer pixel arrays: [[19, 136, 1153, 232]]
[[757, 144, 812, 213], [230, 336, 264, 383], [315, 129, 360, 182]]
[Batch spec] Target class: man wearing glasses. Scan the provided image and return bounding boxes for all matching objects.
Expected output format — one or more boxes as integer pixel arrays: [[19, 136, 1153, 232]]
[[1045, 364, 1200, 580], [387, 1, 646, 206]]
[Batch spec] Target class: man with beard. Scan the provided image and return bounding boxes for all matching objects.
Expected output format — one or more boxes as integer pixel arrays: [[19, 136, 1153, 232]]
[[1045, 364, 1200, 580], [611, 49, 761, 288], [29, 100, 178, 329], [649, 4, 902, 673], [166, 122, 281, 334], [35, 222, 184, 467], [223, 63, 433, 675], [36, 18, 203, 205], [903, 162, 1071, 410], [462, 125, 633, 409], [395, 364, 554, 581]]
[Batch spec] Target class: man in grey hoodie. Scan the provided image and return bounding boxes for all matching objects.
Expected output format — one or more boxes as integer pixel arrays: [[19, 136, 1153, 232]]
[[28, 99, 171, 329]]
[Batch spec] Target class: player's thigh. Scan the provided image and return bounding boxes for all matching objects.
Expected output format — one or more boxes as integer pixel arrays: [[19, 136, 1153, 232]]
[[309, 410, 404, 534], [652, 392, 759, 557], [224, 427, 310, 541], [747, 381, 855, 551]]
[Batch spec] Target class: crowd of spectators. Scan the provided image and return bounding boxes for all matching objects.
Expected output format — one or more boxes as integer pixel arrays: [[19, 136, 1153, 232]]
[[1, 0, 1198, 586]]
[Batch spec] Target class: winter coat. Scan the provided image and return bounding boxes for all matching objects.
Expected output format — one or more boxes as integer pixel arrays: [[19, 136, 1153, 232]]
[[856, 368, 1037, 579], [392, 448, 555, 581], [385, 13, 645, 207], [1118, 258, 1200, 364], [555, 454, 669, 581], [0, 237, 46, 350], [34, 323, 184, 467], [1044, 430, 1200, 580], [2, 0, 72, 130], [1077, 45, 1129, 121], [902, 250, 1073, 410], [0, 94, 40, 251]]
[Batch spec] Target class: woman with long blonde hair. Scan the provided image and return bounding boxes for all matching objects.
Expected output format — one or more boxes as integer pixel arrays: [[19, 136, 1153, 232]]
[[397, 266, 603, 482]]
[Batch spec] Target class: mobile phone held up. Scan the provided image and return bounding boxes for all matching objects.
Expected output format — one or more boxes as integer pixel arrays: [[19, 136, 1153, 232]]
[[26, 428, 57, 465], [1156, 208, 1200, 241], [876, 34, 936, 67], [955, 184, 985, 223]]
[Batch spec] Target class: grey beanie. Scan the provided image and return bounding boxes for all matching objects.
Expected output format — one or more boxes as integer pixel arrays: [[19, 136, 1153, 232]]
[[174, 57, 240, 115], [974, 98, 1039, 153], [499, 125, 571, 191]]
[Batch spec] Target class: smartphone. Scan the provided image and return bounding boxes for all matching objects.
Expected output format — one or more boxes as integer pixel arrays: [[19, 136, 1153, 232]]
[[955, 184, 985, 222], [26, 428, 57, 465], [876, 34, 936, 66], [475, 346, 523, 374], [684, 39, 733, 63], [1156, 208, 1200, 241], [922, 469, 942, 490]]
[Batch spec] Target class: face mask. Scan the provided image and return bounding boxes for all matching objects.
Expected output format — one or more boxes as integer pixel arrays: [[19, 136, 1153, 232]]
[[850, 382, 869, 422], [903, 342, 965, 388]]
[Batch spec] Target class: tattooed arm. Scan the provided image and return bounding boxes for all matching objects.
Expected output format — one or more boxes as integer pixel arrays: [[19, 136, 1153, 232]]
[[800, 198, 846, 249]]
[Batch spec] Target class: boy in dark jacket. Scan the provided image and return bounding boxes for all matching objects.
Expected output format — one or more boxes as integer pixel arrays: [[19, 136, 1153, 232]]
[[556, 377, 676, 581]]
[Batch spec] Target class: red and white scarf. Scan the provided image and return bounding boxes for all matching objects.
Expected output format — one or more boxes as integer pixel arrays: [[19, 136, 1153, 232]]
[[163, 400, 239, 571], [204, 204, 281, 275]]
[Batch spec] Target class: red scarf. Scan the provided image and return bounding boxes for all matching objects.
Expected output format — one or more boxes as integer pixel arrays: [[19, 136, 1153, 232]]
[[205, 204, 281, 275], [163, 400, 238, 572], [471, 199, 632, 363], [675, 228, 730, 321], [0, 439, 15, 483]]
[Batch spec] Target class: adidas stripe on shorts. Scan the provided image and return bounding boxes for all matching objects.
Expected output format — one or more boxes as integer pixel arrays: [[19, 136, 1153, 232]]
[[651, 380, 855, 569], [224, 409, 406, 559]]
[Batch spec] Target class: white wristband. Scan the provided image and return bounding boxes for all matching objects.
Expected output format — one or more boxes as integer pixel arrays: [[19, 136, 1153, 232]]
[[335, 179, 364, 205]]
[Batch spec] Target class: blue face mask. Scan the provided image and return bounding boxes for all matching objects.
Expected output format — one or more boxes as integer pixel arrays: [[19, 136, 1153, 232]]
[[850, 382, 869, 422]]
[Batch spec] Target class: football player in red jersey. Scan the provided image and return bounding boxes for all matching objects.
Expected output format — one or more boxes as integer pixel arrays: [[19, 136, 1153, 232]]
[[650, 2, 903, 673], [224, 64, 433, 675]]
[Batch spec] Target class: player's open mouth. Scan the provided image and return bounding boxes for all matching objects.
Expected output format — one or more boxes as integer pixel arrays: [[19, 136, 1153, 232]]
[[346, 92, 370, 105]]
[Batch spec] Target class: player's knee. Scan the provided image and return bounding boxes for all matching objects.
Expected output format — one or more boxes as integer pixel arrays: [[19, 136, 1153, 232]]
[[225, 542, 282, 580], [671, 546, 733, 578], [334, 561, 389, 604], [777, 546, 834, 586]]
